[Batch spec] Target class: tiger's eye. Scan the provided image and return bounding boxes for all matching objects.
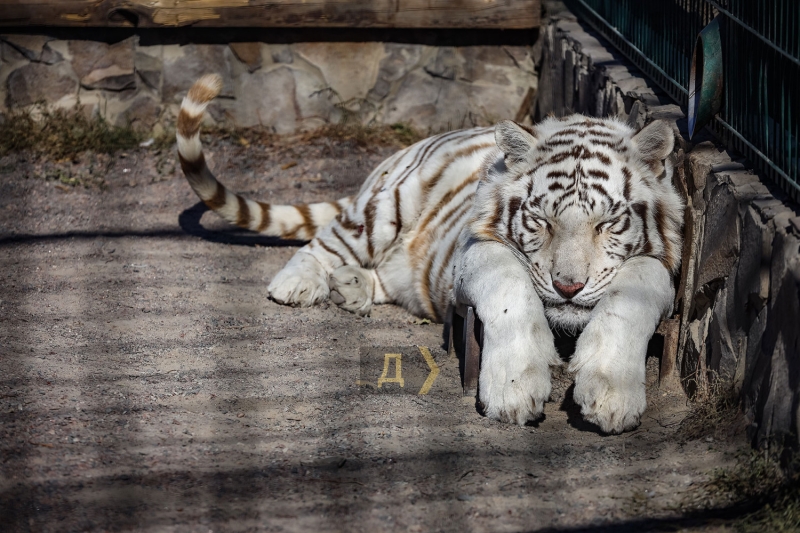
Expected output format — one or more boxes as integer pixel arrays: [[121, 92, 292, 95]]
[[538, 219, 553, 233], [596, 216, 622, 234]]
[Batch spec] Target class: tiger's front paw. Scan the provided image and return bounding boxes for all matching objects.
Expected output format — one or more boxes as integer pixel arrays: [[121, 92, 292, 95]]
[[268, 253, 329, 307], [328, 265, 374, 316], [569, 319, 649, 434], [571, 364, 646, 434], [480, 363, 551, 425], [479, 336, 557, 425]]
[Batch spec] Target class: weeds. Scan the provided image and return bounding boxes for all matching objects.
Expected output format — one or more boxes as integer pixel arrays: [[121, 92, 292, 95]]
[[683, 450, 800, 532], [28, 155, 114, 190], [387, 123, 423, 146], [705, 452, 784, 506], [740, 480, 800, 532], [673, 373, 799, 530], [151, 126, 178, 152], [0, 104, 142, 159]]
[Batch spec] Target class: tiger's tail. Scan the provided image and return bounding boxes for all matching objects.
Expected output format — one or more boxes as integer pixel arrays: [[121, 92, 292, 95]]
[[176, 73, 351, 240]]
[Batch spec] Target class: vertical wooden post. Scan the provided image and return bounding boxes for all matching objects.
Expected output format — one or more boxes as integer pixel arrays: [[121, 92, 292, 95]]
[[463, 306, 481, 397], [656, 317, 680, 389]]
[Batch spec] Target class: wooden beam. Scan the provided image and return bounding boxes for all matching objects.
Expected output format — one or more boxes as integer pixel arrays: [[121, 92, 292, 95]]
[[0, 1, 540, 29]]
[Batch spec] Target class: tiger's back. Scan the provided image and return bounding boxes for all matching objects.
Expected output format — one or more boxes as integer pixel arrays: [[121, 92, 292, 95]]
[[331, 127, 496, 319]]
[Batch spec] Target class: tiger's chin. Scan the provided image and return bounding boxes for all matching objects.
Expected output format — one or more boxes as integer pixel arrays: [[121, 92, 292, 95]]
[[544, 302, 593, 333]]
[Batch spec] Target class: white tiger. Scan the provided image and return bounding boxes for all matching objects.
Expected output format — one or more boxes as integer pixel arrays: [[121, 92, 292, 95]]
[[177, 74, 684, 434]]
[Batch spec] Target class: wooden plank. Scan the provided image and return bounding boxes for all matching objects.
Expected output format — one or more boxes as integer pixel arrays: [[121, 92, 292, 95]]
[[0, 0, 540, 29]]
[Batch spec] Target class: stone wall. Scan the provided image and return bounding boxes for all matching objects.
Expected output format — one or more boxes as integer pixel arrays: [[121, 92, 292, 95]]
[[0, 34, 538, 134], [536, 11, 800, 448]]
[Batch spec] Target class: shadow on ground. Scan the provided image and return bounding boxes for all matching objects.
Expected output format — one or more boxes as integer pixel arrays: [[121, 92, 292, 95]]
[[0, 137, 748, 532]]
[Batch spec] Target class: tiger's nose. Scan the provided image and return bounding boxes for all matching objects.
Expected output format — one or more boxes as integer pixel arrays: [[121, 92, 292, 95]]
[[552, 279, 585, 299]]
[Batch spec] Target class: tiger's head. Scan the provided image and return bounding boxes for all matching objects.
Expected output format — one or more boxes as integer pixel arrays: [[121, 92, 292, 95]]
[[472, 115, 684, 331]]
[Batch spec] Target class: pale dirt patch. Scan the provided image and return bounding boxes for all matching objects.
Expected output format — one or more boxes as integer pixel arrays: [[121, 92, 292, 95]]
[[0, 134, 748, 532]]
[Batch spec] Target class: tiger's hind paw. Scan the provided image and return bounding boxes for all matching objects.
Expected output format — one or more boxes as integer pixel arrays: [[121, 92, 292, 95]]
[[268, 253, 329, 307], [328, 266, 374, 316]]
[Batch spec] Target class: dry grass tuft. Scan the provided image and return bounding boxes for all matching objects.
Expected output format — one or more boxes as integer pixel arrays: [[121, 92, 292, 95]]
[[153, 122, 421, 152], [300, 122, 423, 148], [679, 374, 743, 442], [0, 92, 423, 160], [0, 111, 423, 189], [0, 105, 143, 159], [0, 104, 421, 147]]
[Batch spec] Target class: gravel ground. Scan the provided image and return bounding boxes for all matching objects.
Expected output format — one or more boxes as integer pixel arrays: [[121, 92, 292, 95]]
[[0, 134, 749, 532]]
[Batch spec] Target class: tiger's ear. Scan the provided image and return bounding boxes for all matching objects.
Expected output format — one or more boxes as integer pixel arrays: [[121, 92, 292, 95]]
[[632, 120, 674, 163], [495, 120, 538, 166]]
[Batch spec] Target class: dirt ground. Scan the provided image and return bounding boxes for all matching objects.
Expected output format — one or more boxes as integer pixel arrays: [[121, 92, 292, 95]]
[[0, 133, 752, 532]]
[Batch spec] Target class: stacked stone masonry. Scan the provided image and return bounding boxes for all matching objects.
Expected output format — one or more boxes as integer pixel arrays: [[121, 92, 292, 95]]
[[536, 11, 800, 448], [0, 34, 538, 134]]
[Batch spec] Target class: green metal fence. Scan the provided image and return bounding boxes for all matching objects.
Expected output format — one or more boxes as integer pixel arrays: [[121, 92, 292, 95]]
[[565, 0, 800, 201]]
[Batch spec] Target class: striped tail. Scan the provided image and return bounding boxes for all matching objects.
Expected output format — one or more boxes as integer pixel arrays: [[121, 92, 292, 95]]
[[176, 73, 351, 240]]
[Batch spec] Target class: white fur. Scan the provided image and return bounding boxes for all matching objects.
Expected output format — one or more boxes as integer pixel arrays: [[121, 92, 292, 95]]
[[269, 205, 307, 235], [176, 133, 203, 169], [245, 198, 266, 231], [309, 203, 340, 228], [180, 98, 211, 119], [216, 189, 242, 222]]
